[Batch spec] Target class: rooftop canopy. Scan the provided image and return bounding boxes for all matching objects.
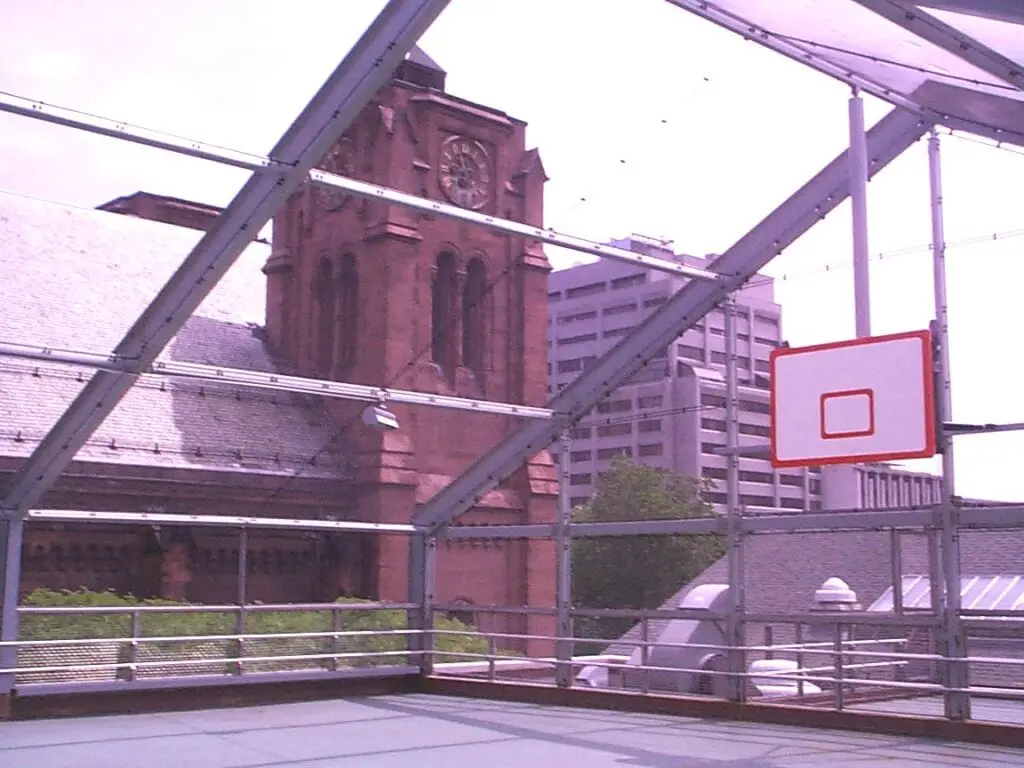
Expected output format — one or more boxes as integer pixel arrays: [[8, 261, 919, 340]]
[[669, 1, 1024, 146]]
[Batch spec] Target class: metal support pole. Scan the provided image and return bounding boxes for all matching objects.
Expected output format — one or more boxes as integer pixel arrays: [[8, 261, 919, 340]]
[[929, 129, 970, 721], [724, 297, 746, 702], [408, 534, 436, 675], [0, 516, 24, 696], [555, 430, 574, 688], [890, 528, 904, 614], [849, 89, 872, 339], [233, 528, 248, 675]]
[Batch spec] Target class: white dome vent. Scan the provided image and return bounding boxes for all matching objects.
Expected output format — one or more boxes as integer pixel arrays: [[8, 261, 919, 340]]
[[814, 577, 857, 605]]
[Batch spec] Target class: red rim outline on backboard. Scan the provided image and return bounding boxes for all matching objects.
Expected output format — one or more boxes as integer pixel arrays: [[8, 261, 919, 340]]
[[820, 388, 876, 440], [769, 330, 936, 469]]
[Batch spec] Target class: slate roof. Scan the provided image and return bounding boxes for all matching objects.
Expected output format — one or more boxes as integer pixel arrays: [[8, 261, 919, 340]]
[[0, 190, 346, 479], [608, 525, 1024, 654]]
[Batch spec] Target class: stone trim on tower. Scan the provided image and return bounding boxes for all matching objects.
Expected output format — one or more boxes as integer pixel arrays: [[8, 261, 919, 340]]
[[462, 256, 488, 381], [313, 251, 361, 381], [431, 251, 459, 379]]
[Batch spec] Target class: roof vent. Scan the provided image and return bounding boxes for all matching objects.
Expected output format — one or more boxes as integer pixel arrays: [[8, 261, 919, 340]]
[[814, 577, 857, 605]]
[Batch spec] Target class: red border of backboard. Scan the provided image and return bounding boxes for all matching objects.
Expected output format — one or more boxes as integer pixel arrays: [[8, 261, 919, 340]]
[[769, 330, 936, 468], [819, 388, 875, 440]]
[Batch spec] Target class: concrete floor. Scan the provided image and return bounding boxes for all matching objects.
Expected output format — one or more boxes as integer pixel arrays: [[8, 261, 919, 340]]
[[852, 694, 1024, 726], [1, 694, 1021, 767]]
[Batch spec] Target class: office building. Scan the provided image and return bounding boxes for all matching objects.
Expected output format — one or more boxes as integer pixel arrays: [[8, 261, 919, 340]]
[[547, 235, 943, 512]]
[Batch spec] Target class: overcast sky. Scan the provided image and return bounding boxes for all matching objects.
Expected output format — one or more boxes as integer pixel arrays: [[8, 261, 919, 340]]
[[1, 1, 1023, 500]]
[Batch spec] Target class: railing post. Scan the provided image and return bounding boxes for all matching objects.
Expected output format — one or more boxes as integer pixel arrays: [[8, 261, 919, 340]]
[[487, 633, 496, 682], [330, 605, 342, 672], [408, 533, 436, 675], [640, 617, 650, 695], [232, 527, 248, 676], [833, 622, 845, 712], [555, 430, 574, 689], [795, 622, 805, 698], [0, 516, 24, 699], [764, 626, 774, 661], [126, 609, 141, 682]]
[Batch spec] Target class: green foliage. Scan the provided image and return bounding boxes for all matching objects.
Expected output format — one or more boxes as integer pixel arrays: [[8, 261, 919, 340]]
[[571, 456, 725, 643], [18, 588, 489, 675]]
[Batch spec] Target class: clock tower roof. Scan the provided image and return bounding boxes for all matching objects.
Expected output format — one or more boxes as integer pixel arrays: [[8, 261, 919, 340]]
[[393, 44, 447, 91]]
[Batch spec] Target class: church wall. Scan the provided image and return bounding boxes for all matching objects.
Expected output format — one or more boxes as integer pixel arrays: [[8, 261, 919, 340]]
[[7, 463, 359, 606]]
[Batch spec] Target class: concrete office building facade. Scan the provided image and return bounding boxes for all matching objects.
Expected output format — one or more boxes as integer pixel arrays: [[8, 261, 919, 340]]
[[547, 236, 943, 513]]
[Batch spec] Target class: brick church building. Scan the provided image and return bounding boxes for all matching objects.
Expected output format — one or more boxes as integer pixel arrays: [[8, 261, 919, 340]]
[[0, 48, 557, 642]]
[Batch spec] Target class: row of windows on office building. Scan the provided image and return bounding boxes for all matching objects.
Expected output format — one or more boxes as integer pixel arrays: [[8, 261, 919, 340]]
[[567, 446, 821, 489], [548, 272, 650, 303], [550, 348, 774, 375], [551, 323, 780, 353]]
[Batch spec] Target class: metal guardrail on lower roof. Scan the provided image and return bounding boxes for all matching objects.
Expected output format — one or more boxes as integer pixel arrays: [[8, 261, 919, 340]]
[[3, 602, 1024, 726]]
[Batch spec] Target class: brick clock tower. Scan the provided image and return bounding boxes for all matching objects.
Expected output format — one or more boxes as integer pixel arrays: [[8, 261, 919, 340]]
[[264, 48, 557, 647]]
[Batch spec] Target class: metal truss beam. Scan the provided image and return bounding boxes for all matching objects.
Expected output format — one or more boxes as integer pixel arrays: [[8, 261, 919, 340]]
[[918, 0, 1024, 26], [0, 342, 553, 421], [27, 509, 418, 535], [0, 94, 720, 283], [414, 107, 930, 532], [441, 504, 1024, 538], [308, 172, 720, 281], [0, 0, 450, 516], [853, 0, 1023, 90]]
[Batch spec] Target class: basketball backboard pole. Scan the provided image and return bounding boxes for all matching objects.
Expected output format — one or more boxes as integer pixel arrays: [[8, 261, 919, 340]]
[[820, 88, 875, 503], [849, 89, 872, 339], [928, 128, 971, 721], [724, 296, 747, 703]]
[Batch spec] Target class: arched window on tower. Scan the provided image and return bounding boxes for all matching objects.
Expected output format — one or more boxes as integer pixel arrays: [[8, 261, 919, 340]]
[[336, 254, 359, 375], [315, 257, 336, 378], [431, 251, 458, 374], [462, 257, 487, 378]]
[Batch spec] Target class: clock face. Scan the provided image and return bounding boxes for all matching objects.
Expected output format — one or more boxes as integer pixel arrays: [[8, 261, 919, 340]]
[[438, 136, 492, 210], [314, 140, 354, 212]]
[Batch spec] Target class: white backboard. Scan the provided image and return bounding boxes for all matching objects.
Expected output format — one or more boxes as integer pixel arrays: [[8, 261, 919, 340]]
[[770, 330, 937, 468]]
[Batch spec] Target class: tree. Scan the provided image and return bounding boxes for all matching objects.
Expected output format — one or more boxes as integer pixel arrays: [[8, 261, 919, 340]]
[[571, 456, 725, 643]]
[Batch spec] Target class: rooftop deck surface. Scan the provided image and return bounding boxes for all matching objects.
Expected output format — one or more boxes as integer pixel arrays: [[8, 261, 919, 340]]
[[1, 693, 1021, 767]]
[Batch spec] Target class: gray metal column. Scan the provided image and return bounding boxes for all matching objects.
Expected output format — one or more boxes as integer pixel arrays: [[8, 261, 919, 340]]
[[849, 89, 872, 338], [234, 527, 249, 674], [408, 533, 436, 675], [890, 529, 904, 615], [724, 297, 746, 702], [929, 129, 970, 721], [0, 0, 451, 517], [555, 431, 573, 688], [0, 517, 24, 696]]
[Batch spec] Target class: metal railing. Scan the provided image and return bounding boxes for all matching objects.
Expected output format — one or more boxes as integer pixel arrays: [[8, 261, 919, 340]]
[[4, 601, 424, 692], [4, 601, 1024, 725]]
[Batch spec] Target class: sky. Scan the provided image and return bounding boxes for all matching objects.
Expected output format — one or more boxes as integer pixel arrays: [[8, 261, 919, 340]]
[[1, 0, 1023, 500]]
